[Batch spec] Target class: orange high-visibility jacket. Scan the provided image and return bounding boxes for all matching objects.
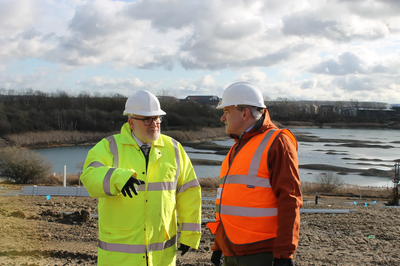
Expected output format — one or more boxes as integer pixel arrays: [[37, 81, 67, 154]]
[[207, 128, 297, 244]]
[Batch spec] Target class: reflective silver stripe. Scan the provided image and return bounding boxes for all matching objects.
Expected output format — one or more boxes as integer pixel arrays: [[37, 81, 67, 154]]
[[87, 161, 104, 168], [148, 235, 176, 252], [137, 182, 176, 191], [105, 136, 119, 168], [171, 139, 180, 181], [103, 168, 116, 196], [248, 129, 277, 176], [177, 178, 200, 193], [224, 174, 271, 188], [98, 236, 177, 253], [181, 223, 201, 232], [219, 205, 277, 217], [99, 240, 146, 253]]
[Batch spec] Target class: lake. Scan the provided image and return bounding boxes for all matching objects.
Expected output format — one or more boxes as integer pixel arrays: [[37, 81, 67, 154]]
[[34, 128, 400, 187]]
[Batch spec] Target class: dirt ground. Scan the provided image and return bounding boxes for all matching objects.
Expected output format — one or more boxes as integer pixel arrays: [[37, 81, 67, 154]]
[[1, 185, 400, 266]]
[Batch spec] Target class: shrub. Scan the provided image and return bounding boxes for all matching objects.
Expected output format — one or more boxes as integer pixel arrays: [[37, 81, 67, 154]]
[[314, 172, 343, 192], [40, 173, 81, 186], [0, 146, 52, 184], [198, 177, 219, 188]]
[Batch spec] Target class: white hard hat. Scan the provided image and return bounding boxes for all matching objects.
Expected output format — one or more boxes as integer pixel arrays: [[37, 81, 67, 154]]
[[217, 82, 266, 109], [123, 90, 166, 116]]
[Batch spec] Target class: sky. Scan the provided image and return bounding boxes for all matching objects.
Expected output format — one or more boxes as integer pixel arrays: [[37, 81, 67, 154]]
[[0, 0, 400, 104]]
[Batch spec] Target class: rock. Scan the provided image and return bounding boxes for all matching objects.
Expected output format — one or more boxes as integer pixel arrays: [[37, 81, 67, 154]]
[[9, 210, 26, 218]]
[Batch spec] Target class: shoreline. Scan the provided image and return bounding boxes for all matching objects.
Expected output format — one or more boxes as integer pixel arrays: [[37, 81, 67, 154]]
[[1, 126, 398, 185], [1, 121, 399, 149]]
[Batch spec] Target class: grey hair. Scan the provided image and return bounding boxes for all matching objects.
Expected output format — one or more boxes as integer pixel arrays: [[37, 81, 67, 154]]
[[236, 105, 264, 120]]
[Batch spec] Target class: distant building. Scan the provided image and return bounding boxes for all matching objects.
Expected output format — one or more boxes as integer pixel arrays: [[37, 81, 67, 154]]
[[357, 108, 396, 119], [183, 95, 221, 108], [318, 105, 335, 117], [341, 107, 357, 117], [389, 104, 400, 115], [303, 104, 318, 115]]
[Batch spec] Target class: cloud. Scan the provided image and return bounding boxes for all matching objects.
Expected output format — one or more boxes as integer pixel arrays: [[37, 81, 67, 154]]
[[311, 52, 365, 75], [310, 51, 395, 76], [282, 13, 389, 42], [1, 0, 400, 104]]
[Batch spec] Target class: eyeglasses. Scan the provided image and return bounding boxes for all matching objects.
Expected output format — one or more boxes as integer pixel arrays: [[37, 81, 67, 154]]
[[130, 116, 162, 126]]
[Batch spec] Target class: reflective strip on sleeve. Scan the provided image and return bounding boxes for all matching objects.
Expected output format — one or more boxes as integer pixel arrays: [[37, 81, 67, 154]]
[[105, 136, 119, 168], [137, 182, 176, 191], [171, 139, 181, 181], [98, 236, 176, 253], [181, 223, 201, 232], [103, 168, 116, 196], [98, 240, 146, 253], [217, 205, 277, 217], [224, 174, 271, 188], [248, 129, 276, 177], [177, 178, 200, 193], [148, 235, 176, 252], [87, 161, 104, 169]]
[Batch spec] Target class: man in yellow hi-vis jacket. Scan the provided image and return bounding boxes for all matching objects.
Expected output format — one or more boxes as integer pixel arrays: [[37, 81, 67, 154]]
[[80, 90, 201, 266]]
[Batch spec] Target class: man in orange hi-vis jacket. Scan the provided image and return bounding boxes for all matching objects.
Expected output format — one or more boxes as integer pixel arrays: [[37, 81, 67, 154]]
[[207, 82, 303, 266]]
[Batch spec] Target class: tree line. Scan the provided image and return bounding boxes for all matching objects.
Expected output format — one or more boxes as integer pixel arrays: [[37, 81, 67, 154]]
[[0, 89, 223, 136], [1, 89, 398, 136]]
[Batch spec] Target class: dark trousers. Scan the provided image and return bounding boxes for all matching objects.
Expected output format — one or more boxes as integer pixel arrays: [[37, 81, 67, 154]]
[[224, 252, 273, 266]]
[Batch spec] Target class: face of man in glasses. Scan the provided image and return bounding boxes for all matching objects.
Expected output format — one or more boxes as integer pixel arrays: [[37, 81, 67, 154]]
[[128, 115, 161, 143]]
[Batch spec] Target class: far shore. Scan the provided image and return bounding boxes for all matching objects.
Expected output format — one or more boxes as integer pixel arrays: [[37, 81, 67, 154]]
[[1, 121, 399, 149], [1, 122, 399, 181]]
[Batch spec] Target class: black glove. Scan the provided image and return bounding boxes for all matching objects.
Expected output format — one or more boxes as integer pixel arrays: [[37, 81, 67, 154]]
[[211, 250, 222, 266], [178, 244, 190, 256], [121, 177, 145, 198], [273, 258, 294, 266]]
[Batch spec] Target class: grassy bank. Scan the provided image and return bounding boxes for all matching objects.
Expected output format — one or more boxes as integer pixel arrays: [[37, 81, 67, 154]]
[[2, 127, 228, 148]]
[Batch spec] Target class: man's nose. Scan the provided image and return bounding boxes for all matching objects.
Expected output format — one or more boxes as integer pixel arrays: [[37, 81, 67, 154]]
[[220, 114, 226, 122]]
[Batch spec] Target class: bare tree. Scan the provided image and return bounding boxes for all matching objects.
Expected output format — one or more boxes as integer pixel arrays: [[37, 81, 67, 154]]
[[314, 172, 343, 192]]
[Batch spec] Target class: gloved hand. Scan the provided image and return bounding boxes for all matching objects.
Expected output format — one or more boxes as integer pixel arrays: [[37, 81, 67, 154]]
[[273, 258, 295, 266], [211, 250, 222, 266], [178, 244, 190, 256], [121, 177, 145, 198]]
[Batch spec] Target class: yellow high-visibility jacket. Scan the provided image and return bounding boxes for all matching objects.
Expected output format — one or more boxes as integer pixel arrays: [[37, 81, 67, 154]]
[[81, 123, 201, 266]]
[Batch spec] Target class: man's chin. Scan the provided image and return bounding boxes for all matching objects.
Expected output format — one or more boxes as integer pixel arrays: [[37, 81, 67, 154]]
[[148, 132, 160, 141]]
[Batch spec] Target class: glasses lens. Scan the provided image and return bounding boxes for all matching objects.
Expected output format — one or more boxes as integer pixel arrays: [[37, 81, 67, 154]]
[[144, 117, 162, 126]]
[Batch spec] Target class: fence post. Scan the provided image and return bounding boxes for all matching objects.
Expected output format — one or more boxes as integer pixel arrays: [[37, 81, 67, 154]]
[[63, 165, 67, 187]]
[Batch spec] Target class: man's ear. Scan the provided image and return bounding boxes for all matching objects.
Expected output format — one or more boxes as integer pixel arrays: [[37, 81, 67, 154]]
[[128, 118, 135, 130], [242, 108, 251, 121]]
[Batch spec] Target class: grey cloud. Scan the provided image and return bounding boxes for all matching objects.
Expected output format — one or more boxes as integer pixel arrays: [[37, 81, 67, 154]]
[[371, 64, 389, 73], [300, 80, 317, 90], [138, 54, 175, 71], [311, 52, 391, 76], [68, 3, 122, 39], [312, 52, 364, 75], [123, 1, 202, 32], [340, 0, 400, 18], [180, 48, 290, 70], [333, 75, 375, 92], [212, 18, 262, 40], [180, 38, 309, 70], [282, 15, 350, 41], [282, 13, 386, 41], [17, 28, 41, 40]]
